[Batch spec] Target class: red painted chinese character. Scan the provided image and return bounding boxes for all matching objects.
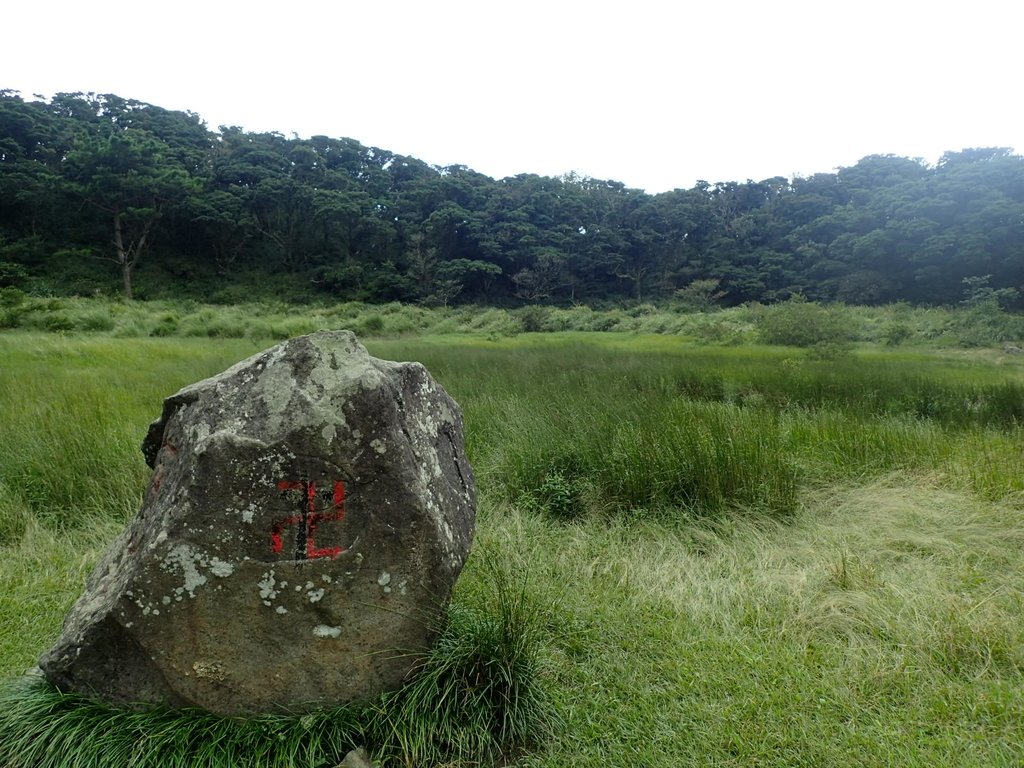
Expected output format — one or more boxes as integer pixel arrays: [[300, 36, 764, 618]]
[[271, 480, 346, 560]]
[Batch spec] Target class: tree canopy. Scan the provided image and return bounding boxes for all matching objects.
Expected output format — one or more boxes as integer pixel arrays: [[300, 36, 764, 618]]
[[1, 90, 1022, 307]]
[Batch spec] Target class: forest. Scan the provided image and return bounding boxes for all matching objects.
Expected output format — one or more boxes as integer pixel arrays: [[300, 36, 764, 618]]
[[1, 90, 1022, 308]]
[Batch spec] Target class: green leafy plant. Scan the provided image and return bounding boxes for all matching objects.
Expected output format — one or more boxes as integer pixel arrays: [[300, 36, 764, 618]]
[[520, 469, 586, 521], [756, 297, 852, 348], [882, 321, 913, 346], [674, 278, 727, 311]]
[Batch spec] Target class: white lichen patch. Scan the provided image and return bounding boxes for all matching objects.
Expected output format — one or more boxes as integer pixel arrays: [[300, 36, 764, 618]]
[[307, 588, 325, 603], [377, 572, 391, 587], [370, 438, 387, 455], [164, 544, 208, 597], [258, 571, 279, 601], [209, 558, 234, 578], [252, 356, 298, 433], [254, 337, 372, 439], [438, 401, 455, 425], [190, 422, 211, 450], [275, 605, 288, 615], [313, 625, 342, 639], [149, 530, 168, 551], [241, 502, 257, 524]]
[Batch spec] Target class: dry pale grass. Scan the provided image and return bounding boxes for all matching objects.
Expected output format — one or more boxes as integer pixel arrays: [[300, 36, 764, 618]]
[[473, 475, 1024, 766], [557, 476, 1024, 674]]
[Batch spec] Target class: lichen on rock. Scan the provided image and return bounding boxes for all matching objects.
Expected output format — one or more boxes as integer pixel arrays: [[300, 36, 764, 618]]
[[40, 331, 476, 715]]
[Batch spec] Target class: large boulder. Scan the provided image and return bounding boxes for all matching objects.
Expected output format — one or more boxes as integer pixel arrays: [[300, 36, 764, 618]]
[[39, 331, 476, 715]]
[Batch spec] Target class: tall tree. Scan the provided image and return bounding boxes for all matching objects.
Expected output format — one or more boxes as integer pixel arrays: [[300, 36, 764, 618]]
[[65, 127, 195, 298]]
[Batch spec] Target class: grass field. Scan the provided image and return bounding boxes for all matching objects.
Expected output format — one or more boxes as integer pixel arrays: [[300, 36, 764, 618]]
[[1, 325, 1023, 766]]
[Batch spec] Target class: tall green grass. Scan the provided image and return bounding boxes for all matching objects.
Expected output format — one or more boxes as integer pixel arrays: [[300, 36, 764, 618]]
[[3, 294, 1023, 349], [471, 482, 1024, 766], [363, 338, 1024, 517], [499, 398, 798, 520], [2, 330, 1023, 765], [0, 335, 262, 541]]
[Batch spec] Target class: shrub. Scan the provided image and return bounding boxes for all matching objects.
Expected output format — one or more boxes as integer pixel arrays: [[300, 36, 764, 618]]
[[883, 322, 913, 346], [756, 297, 852, 348], [460, 308, 519, 337], [950, 304, 1024, 348], [76, 309, 115, 332], [40, 313, 75, 332], [356, 313, 385, 335], [0, 260, 29, 287], [674, 278, 726, 311], [0, 288, 27, 329], [519, 469, 587, 520], [517, 306, 551, 333], [149, 313, 180, 337], [0, 287, 26, 308], [688, 315, 749, 345]]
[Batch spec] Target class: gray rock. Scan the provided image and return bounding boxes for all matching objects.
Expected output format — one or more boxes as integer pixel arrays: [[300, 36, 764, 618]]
[[337, 747, 375, 768], [39, 331, 476, 714]]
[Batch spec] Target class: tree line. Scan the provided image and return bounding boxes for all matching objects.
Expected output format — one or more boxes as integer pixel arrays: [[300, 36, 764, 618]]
[[1, 90, 1022, 307]]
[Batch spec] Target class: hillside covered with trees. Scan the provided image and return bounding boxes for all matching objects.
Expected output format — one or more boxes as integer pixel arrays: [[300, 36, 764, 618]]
[[1, 90, 1022, 307]]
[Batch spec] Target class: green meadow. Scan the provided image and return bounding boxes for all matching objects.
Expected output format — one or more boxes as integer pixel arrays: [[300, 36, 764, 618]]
[[1, 306, 1023, 766]]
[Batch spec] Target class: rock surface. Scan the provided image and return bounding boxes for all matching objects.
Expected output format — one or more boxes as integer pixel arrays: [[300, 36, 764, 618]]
[[337, 747, 375, 768], [39, 331, 476, 714]]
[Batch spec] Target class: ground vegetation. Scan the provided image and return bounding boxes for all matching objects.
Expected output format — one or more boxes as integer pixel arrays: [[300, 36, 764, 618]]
[[1, 320, 1022, 765]]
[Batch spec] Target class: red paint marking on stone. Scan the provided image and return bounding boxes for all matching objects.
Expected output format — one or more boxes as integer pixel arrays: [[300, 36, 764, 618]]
[[271, 480, 347, 560], [307, 480, 345, 559]]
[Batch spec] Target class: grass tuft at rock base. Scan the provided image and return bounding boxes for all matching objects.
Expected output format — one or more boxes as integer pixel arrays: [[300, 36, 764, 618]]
[[0, 564, 555, 768]]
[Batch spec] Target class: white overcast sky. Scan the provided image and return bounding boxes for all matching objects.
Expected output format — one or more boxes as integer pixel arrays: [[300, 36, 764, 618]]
[[3, 0, 1021, 193]]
